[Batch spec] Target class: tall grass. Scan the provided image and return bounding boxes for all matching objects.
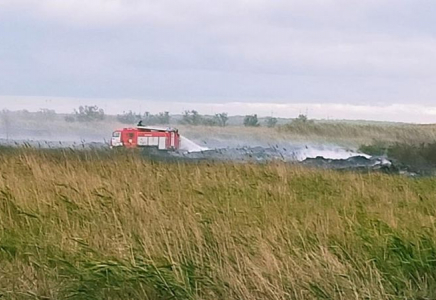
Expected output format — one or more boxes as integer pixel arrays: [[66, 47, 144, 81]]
[[1, 148, 436, 299], [359, 141, 436, 174], [279, 122, 436, 145]]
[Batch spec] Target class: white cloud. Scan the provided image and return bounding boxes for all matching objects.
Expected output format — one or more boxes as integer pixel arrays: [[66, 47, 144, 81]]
[[1, 0, 436, 106], [0, 0, 424, 29], [8, 0, 430, 78], [1, 0, 231, 26]]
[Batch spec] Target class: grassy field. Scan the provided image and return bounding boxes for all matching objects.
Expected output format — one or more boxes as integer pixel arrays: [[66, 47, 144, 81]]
[[278, 122, 436, 146], [1, 148, 436, 299], [2, 112, 436, 148]]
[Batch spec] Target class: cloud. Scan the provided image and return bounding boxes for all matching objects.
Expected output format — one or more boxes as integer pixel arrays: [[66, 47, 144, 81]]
[[2, 0, 433, 31], [0, 0, 436, 107], [1, 0, 226, 26]]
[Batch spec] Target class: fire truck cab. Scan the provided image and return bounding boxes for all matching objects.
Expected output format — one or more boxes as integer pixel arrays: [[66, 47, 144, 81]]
[[111, 126, 180, 150]]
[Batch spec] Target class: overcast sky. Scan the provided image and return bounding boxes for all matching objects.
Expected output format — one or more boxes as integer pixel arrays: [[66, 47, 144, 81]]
[[1, 0, 436, 122]]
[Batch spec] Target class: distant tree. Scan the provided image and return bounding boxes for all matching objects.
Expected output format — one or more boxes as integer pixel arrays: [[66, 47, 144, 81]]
[[214, 112, 229, 127], [243, 114, 260, 127], [37, 108, 57, 121], [0, 109, 11, 140], [115, 111, 172, 126], [64, 115, 76, 123], [74, 105, 105, 122], [181, 110, 203, 126], [179, 110, 230, 126], [140, 111, 171, 125], [291, 114, 314, 125], [202, 118, 218, 126], [18, 109, 30, 116], [154, 111, 170, 125], [296, 114, 308, 123], [265, 116, 278, 128], [117, 111, 142, 124]]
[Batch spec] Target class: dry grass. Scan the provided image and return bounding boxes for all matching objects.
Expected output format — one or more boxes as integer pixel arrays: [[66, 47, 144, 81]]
[[1, 148, 436, 299], [167, 123, 436, 150], [278, 122, 436, 146], [4, 113, 436, 148]]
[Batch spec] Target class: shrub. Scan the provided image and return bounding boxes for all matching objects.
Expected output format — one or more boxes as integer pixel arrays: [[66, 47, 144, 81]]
[[360, 141, 436, 172], [74, 105, 105, 122], [181, 110, 203, 126], [358, 141, 389, 156], [37, 108, 57, 121], [214, 113, 229, 127], [202, 118, 218, 126], [117, 111, 142, 124], [64, 115, 76, 123], [265, 116, 278, 128], [243, 114, 260, 127], [150, 111, 170, 125], [388, 142, 436, 170]]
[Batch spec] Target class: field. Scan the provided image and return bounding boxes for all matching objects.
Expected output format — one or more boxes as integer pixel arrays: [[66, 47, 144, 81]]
[[3, 111, 436, 148], [1, 148, 436, 299]]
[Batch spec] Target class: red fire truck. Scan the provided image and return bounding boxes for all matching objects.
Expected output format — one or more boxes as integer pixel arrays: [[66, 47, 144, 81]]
[[110, 126, 181, 150]]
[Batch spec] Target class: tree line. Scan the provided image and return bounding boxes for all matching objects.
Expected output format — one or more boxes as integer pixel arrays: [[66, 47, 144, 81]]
[[2, 105, 317, 128], [112, 107, 279, 127]]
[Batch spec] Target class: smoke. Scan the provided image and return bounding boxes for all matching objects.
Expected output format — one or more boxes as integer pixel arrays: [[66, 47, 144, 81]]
[[0, 111, 371, 161], [179, 136, 209, 152], [175, 135, 372, 161], [290, 145, 371, 161]]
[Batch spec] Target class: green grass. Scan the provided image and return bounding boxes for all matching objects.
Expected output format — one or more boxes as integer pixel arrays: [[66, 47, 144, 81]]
[[359, 141, 436, 174], [1, 148, 436, 299]]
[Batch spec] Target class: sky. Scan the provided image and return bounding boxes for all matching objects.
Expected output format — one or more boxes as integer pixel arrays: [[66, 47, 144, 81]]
[[0, 0, 436, 123]]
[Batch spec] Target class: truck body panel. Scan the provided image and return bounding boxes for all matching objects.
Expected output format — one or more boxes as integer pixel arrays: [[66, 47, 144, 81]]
[[111, 126, 180, 150]]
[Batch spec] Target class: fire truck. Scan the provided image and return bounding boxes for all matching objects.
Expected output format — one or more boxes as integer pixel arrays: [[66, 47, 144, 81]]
[[110, 126, 181, 150]]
